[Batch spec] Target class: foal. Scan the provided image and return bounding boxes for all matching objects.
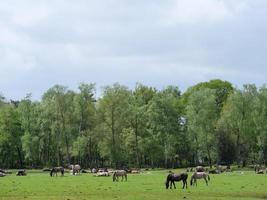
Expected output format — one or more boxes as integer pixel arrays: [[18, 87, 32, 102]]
[[190, 172, 210, 186]]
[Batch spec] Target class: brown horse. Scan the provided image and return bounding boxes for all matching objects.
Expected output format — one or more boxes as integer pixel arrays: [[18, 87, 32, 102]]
[[50, 167, 64, 177], [165, 172, 188, 189]]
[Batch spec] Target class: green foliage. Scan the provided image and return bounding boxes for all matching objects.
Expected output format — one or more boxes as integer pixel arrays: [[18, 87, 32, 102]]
[[217, 85, 258, 166], [0, 104, 23, 168], [182, 79, 233, 115], [0, 80, 266, 168], [186, 88, 217, 166]]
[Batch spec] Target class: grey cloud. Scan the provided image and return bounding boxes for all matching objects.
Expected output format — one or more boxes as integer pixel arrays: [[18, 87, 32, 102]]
[[1, 0, 267, 100]]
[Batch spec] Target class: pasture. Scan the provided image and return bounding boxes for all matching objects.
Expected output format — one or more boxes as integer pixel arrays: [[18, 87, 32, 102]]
[[0, 170, 266, 200]]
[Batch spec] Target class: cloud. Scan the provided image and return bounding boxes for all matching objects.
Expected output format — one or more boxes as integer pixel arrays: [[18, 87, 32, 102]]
[[0, 0, 267, 100], [164, 0, 248, 24]]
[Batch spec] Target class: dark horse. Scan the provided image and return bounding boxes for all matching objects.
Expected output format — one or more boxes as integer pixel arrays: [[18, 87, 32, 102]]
[[165, 172, 188, 189], [50, 167, 64, 177]]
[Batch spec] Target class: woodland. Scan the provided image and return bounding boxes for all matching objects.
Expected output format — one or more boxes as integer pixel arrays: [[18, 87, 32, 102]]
[[0, 80, 266, 169]]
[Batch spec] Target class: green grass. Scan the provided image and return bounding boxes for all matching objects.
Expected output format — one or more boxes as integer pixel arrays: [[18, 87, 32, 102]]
[[0, 170, 266, 200]]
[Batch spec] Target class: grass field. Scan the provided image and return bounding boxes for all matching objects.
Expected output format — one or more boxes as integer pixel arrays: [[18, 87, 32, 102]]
[[0, 169, 266, 200]]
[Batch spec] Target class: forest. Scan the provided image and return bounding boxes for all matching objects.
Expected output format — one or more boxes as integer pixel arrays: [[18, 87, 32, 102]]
[[0, 79, 266, 169]]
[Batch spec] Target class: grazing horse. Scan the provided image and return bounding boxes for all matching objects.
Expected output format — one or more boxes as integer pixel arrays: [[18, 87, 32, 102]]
[[165, 172, 188, 189], [69, 164, 81, 175], [113, 170, 127, 182], [50, 167, 64, 177], [216, 165, 229, 173], [190, 172, 210, 186], [195, 166, 205, 172], [16, 170, 26, 176]]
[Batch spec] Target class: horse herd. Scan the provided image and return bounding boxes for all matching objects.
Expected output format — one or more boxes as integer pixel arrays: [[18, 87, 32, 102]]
[[48, 164, 128, 182], [166, 166, 211, 189], [50, 164, 82, 177], [49, 164, 212, 188], [1, 164, 266, 190]]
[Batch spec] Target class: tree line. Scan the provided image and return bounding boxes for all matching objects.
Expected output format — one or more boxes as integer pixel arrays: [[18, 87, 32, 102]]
[[0, 80, 266, 169]]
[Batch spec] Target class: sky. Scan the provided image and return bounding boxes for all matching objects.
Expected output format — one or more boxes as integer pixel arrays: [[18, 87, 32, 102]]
[[1, 0, 267, 100]]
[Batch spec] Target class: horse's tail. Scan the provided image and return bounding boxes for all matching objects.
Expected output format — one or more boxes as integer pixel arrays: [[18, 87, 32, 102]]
[[61, 168, 64, 176]]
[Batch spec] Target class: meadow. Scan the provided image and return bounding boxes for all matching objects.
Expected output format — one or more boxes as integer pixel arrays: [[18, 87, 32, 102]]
[[0, 170, 266, 200]]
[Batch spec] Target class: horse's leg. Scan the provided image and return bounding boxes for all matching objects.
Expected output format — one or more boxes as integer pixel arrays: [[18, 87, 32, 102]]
[[170, 181, 172, 189], [173, 181, 176, 189], [204, 177, 208, 186]]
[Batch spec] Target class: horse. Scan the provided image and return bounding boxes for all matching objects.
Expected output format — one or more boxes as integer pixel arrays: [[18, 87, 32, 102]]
[[190, 172, 210, 186], [50, 167, 64, 177], [216, 165, 230, 173], [0, 172, 6, 177], [16, 170, 26, 176], [113, 170, 127, 182], [165, 172, 188, 189], [96, 171, 110, 177], [254, 164, 266, 174], [195, 166, 205, 172], [69, 164, 81, 175]]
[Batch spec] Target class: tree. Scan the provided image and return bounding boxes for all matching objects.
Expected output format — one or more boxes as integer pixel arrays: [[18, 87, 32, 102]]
[[72, 83, 97, 167], [18, 94, 42, 167], [147, 86, 184, 168], [97, 83, 131, 168], [182, 79, 233, 115], [218, 85, 258, 166], [126, 83, 156, 167], [253, 86, 267, 164], [41, 85, 75, 166], [186, 88, 217, 167], [0, 104, 23, 168]]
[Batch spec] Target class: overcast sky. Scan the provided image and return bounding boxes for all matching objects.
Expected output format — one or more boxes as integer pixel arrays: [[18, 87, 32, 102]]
[[1, 0, 267, 100]]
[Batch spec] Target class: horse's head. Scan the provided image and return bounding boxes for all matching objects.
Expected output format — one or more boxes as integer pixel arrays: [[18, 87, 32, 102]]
[[165, 180, 169, 189], [50, 168, 54, 177], [165, 174, 172, 189], [190, 175, 194, 186]]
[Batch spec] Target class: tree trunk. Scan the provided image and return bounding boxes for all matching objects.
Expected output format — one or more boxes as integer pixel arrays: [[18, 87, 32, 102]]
[[236, 133, 241, 166], [135, 115, 140, 168], [207, 147, 212, 168], [17, 146, 23, 168], [111, 107, 117, 168], [164, 142, 168, 168]]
